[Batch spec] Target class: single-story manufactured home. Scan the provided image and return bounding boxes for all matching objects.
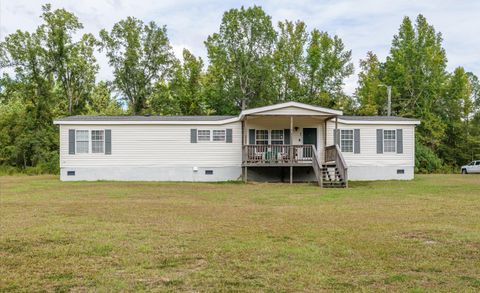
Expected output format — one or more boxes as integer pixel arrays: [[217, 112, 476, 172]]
[[54, 102, 420, 187]]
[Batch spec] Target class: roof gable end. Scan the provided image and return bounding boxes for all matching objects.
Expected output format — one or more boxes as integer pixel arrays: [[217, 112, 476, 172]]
[[240, 102, 342, 119]]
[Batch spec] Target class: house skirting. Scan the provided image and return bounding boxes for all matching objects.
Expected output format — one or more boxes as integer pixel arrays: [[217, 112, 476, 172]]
[[347, 166, 414, 180], [60, 166, 242, 182], [60, 165, 414, 182]]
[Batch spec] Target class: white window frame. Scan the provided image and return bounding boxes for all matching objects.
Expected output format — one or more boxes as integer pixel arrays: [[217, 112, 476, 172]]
[[271, 130, 284, 145], [340, 129, 354, 153], [91, 130, 105, 154], [383, 130, 396, 153], [255, 130, 269, 145], [212, 130, 226, 142], [197, 130, 211, 142], [75, 130, 89, 154]]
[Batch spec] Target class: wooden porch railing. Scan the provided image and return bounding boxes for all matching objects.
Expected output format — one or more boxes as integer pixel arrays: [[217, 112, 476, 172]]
[[324, 144, 348, 187], [311, 145, 323, 187], [242, 144, 315, 165]]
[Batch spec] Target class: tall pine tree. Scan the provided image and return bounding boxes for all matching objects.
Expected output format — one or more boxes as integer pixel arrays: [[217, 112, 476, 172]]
[[384, 15, 447, 149]]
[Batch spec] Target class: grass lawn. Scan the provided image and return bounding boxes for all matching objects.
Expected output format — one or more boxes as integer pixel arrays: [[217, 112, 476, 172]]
[[1, 175, 480, 292]]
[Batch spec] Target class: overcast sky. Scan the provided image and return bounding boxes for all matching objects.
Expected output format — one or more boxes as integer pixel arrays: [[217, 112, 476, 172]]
[[1, 0, 479, 94]]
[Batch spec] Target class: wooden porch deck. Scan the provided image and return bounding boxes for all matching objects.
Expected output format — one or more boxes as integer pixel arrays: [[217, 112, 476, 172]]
[[242, 144, 348, 188]]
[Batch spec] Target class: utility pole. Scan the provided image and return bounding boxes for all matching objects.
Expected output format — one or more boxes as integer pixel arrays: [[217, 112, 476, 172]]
[[379, 84, 392, 116], [386, 85, 392, 116]]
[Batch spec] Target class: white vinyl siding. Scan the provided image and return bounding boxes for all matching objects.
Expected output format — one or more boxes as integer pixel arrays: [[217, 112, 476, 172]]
[[59, 122, 242, 168], [340, 129, 353, 153], [383, 130, 396, 153], [91, 130, 104, 153], [326, 121, 415, 172], [75, 130, 89, 154]]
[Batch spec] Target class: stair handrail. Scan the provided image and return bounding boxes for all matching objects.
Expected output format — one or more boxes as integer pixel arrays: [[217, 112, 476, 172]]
[[311, 145, 323, 187], [334, 144, 348, 188]]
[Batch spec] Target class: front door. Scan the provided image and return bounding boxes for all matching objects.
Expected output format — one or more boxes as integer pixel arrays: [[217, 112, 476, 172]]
[[303, 128, 317, 157]]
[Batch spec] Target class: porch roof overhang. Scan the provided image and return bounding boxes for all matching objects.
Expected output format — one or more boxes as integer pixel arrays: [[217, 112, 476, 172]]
[[238, 101, 343, 120]]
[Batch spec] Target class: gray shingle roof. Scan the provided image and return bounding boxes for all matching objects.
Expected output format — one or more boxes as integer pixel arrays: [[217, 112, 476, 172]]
[[339, 115, 419, 122], [55, 115, 237, 122], [55, 114, 419, 123]]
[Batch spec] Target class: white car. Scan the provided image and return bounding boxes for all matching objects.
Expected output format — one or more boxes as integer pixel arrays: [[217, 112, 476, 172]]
[[461, 160, 480, 174]]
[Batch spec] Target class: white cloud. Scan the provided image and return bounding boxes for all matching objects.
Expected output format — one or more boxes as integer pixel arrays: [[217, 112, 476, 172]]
[[1, 0, 480, 95]]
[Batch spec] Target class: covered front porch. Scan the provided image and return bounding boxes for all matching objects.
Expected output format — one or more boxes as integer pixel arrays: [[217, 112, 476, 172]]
[[238, 102, 348, 187]]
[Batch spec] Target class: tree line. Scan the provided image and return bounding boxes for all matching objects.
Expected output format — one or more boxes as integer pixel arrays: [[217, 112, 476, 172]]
[[0, 4, 479, 173]]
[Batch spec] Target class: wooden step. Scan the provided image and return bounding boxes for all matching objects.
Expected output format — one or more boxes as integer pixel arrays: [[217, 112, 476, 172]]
[[323, 177, 343, 181], [322, 181, 346, 185], [323, 185, 346, 188]]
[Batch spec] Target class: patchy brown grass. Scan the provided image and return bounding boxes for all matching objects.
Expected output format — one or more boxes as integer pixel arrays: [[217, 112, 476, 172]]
[[1, 175, 479, 292]]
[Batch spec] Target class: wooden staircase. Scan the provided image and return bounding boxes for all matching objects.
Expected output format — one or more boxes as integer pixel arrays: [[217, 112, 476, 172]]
[[311, 145, 348, 188], [320, 164, 346, 188]]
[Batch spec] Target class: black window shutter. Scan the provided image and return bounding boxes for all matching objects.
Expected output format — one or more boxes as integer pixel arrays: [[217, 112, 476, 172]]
[[191, 129, 197, 143], [376, 129, 383, 154], [105, 129, 112, 154], [249, 129, 255, 144], [396, 129, 403, 154], [226, 129, 233, 143], [354, 129, 360, 154], [69, 129, 75, 154], [284, 129, 291, 144], [334, 129, 340, 146]]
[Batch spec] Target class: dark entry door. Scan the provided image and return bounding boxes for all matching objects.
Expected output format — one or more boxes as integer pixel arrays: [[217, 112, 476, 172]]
[[303, 128, 317, 157]]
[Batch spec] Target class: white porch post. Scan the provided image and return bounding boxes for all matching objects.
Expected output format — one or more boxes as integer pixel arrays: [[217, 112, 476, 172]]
[[242, 119, 247, 183], [290, 116, 293, 184], [290, 115, 294, 146], [241, 120, 245, 145], [243, 119, 248, 145]]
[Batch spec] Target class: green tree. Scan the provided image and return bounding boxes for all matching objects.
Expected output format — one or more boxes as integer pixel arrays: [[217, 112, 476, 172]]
[[467, 72, 480, 113], [205, 5, 277, 112], [146, 81, 179, 115], [438, 67, 472, 165], [41, 4, 98, 114], [0, 28, 55, 121], [100, 17, 176, 114], [273, 20, 307, 102], [467, 112, 480, 162], [355, 52, 386, 115], [169, 49, 207, 115], [384, 15, 447, 149], [0, 19, 57, 171], [303, 29, 354, 108], [86, 81, 124, 115], [147, 50, 208, 115], [0, 4, 97, 172]]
